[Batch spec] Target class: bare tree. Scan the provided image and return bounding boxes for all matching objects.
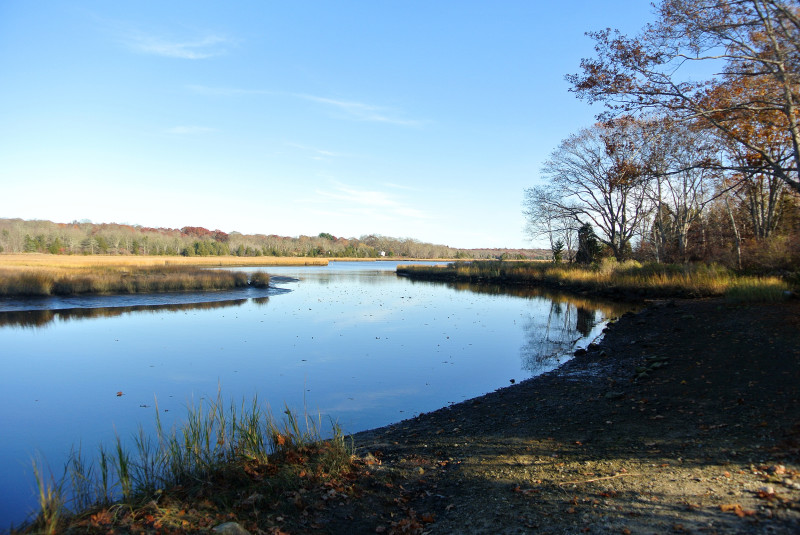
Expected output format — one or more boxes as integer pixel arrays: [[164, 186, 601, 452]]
[[720, 116, 794, 238], [641, 118, 723, 261], [523, 186, 577, 261], [738, 173, 789, 237], [527, 119, 652, 260]]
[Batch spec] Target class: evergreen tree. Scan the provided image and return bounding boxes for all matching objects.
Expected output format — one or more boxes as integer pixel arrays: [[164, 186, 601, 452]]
[[551, 239, 564, 263], [576, 224, 601, 264]]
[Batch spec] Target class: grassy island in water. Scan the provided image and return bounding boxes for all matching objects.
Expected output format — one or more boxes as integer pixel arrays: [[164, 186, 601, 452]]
[[0, 254, 330, 296]]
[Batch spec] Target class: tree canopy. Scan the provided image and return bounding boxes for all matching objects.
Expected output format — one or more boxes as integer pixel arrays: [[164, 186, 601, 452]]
[[568, 0, 800, 193]]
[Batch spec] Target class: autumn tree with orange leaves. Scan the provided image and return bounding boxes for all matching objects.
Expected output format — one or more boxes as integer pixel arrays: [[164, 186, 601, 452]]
[[568, 0, 800, 193]]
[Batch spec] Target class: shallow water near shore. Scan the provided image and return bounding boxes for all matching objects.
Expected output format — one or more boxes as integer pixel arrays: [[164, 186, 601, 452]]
[[0, 261, 632, 527]]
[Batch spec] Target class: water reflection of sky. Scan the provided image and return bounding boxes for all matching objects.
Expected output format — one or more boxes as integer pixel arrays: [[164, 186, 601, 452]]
[[0, 261, 632, 526]]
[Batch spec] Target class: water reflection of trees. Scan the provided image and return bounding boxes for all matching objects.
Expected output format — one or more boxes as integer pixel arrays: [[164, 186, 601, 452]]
[[439, 280, 633, 319], [0, 299, 252, 329], [413, 279, 635, 375], [519, 302, 600, 374]]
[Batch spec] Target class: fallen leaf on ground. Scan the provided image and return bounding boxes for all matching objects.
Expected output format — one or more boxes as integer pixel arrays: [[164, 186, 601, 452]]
[[90, 510, 113, 526], [720, 503, 756, 517]]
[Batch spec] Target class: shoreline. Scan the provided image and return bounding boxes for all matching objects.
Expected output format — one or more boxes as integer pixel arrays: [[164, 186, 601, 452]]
[[0, 275, 299, 313], [343, 297, 800, 534], [396, 261, 792, 302]]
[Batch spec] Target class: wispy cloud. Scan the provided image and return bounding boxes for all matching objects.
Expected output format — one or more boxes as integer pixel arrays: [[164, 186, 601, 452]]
[[307, 182, 430, 220], [165, 126, 216, 135], [185, 85, 424, 127], [298, 95, 423, 126], [123, 31, 233, 59], [285, 143, 346, 161]]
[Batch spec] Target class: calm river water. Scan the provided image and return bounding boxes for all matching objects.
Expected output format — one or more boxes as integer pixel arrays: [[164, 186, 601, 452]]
[[0, 261, 632, 527]]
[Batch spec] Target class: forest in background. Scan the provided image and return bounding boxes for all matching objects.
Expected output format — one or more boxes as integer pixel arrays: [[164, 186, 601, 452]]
[[0, 218, 549, 261]]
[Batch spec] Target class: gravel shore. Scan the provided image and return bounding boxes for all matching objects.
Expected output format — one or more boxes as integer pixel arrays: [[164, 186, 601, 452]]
[[343, 298, 800, 534]]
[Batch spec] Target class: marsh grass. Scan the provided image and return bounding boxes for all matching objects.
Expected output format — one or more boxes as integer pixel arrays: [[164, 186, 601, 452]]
[[0, 266, 272, 297], [0, 253, 329, 269], [724, 281, 791, 303], [248, 271, 270, 288], [17, 392, 352, 533], [398, 260, 790, 300], [30, 459, 63, 535]]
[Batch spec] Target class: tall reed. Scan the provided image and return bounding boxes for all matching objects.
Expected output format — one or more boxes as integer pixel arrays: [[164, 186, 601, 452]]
[[30, 458, 63, 535], [16, 392, 351, 532]]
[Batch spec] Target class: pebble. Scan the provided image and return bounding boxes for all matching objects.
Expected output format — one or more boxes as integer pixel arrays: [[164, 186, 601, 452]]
[[212, 522, 251, 535]]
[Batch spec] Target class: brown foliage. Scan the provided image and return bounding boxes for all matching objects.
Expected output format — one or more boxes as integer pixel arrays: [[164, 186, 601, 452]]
[[569, 0, 800, 193]]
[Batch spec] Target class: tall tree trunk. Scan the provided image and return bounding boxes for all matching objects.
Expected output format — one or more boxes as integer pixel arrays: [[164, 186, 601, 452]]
[[725, 196, 743, 270]]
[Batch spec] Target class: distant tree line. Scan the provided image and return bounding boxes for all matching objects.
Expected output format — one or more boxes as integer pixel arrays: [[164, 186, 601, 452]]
[[0, 218, 548, 260], [525, 0, 800, 271]]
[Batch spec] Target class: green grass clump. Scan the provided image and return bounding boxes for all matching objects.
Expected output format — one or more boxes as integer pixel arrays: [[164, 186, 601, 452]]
[[724, 281, 790, 303]]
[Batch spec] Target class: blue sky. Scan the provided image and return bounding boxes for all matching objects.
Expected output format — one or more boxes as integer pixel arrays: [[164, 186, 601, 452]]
[[0, 1, 654, 249]]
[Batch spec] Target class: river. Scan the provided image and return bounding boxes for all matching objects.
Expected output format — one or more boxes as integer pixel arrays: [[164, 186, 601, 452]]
[[0, 261, 632, 527]]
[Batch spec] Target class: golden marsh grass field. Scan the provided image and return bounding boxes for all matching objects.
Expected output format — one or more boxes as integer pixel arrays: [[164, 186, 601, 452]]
[[0, 254, 324, 296], [0, 253, 329, 268]]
